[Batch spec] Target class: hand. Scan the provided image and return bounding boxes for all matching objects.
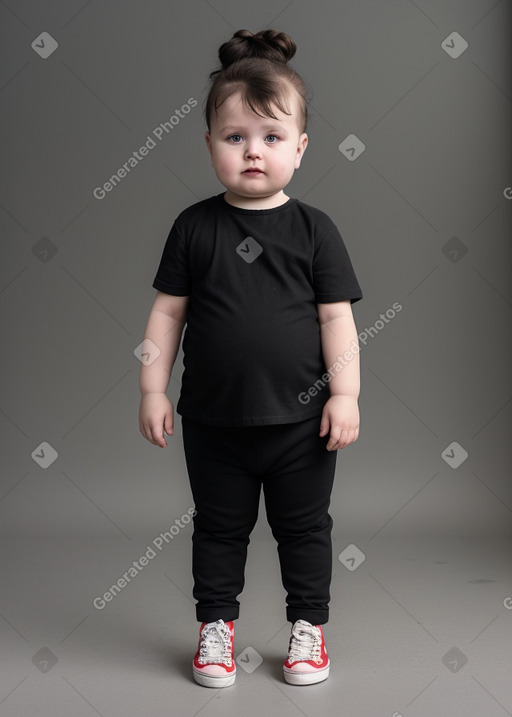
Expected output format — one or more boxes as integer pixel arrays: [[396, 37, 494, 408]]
[[139, 392, 174, 448], [319, 395, 359, 451]]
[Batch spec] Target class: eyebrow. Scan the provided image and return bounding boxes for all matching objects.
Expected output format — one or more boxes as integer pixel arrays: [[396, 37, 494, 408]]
[[219, 125, 288, 133]]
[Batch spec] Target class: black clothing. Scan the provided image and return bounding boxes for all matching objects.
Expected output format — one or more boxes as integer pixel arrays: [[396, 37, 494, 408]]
[[152, 193, 362, 426], [182, 414, 337, 625]]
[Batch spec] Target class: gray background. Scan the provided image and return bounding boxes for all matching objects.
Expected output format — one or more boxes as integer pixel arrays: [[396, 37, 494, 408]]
[[1, 1, 511, 716]]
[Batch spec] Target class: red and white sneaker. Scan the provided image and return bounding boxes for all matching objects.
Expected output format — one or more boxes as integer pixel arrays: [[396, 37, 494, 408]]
[[283, 619, 330, 685], [192, 619, 236, 688]]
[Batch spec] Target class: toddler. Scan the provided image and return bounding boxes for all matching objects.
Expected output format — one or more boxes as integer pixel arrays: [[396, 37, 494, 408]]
[[139, 28, 362, 688]]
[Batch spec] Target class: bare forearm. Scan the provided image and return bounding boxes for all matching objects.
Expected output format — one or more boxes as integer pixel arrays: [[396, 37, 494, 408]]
[[320, 314, 360, 398], [139, 309, 185, 395]]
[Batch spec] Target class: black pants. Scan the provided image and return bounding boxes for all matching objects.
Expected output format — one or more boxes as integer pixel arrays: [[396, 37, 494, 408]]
[[181, 414, 337, 626]]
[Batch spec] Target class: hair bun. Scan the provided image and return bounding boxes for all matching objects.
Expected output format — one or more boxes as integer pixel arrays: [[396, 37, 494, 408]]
[[217, 29, 296, 70]]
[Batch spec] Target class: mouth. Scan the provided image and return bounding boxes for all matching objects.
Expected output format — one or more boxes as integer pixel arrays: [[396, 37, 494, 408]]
[[243, 168, 263, 174]]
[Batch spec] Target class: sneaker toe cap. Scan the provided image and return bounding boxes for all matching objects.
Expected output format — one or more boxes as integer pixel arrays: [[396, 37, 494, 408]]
[[286, 660, 327, 672], [196, 664, 233, 677]]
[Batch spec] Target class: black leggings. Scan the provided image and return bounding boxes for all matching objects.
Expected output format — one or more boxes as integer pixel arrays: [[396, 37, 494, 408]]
[[181, 414, 337, 625]]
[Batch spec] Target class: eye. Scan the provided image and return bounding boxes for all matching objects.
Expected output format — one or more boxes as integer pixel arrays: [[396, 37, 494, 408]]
[[266, 135, 278, 143], [227, 134, 243, 143]]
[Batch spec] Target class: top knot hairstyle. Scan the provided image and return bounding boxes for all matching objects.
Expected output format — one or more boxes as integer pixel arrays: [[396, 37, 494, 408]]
[[204, 29, 309, 134]]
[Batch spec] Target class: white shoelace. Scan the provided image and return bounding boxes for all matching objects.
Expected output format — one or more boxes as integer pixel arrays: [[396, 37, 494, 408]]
[[198, 620, 233, 665], [288, 620, 322, 663]]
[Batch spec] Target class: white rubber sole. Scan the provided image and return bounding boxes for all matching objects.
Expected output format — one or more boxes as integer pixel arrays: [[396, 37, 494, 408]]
[[192, 666, 236, 688], [283, 663, 330, 685]]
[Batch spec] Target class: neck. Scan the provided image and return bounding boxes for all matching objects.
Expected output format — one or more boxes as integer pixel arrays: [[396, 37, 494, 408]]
[[223, 190, 290, 210]]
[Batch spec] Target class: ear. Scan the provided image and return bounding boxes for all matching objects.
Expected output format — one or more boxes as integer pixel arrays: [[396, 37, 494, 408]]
[[205, 132, 214, 165], [295, 133, 308, 169]]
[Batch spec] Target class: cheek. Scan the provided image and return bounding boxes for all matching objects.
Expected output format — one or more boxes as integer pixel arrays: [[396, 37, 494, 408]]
[[215, 152, 236, 174], [276, 147, 296, 166], [274, 152, 296, 174]]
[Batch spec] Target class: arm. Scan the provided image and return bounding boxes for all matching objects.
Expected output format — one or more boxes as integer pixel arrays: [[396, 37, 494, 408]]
[[138, 291, 189, 447], [139, 291, 189, 395], [317, 300, 360, 451]]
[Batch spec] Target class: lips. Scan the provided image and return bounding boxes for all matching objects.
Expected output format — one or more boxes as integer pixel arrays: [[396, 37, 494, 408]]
[[244, 168, 263, 173]]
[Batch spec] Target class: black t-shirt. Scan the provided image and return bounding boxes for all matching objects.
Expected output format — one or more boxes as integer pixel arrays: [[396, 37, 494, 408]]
[[152, 192, 362, 426]]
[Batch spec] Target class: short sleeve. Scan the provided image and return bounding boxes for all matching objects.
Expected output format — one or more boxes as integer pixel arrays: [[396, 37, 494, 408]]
[[152, 220, 190, 296], [313, 226, 362, 304]]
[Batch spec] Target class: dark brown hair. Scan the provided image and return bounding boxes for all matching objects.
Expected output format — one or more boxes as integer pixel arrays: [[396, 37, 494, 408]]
[[204, 29, 309, 134]]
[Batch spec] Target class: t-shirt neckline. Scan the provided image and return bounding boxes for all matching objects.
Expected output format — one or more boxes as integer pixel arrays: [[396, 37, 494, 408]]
[[219, 192, 296, 215]]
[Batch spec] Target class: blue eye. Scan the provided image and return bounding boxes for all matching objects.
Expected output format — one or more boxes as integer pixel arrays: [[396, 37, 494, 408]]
[[226, 134, 279, 143]]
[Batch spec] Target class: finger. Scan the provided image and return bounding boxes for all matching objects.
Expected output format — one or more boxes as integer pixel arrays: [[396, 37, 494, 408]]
[[349, 428, 359, 445], [332, 435, 344, 450], [332, 428, 350, 450], [319, 420, 329, 437], [342, 428, 356, 448], [164, 416, 174, 436], [326, 428, 341, 451], [341, 428, 358, 448], [348, 427, 359, 445], [141, 425, 151, 444], [339, 429, 351, 448], [150, 425, 166, 448]]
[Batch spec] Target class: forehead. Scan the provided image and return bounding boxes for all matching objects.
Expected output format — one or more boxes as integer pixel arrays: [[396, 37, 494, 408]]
[[212, 89, 300, 131]]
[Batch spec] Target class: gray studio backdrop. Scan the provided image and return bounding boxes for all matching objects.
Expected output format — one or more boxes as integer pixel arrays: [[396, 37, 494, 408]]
[[1, 0, 511, 542]]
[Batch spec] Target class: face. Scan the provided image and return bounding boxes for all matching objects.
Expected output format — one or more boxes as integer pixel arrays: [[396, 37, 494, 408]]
[[205, 88, 308, 206]]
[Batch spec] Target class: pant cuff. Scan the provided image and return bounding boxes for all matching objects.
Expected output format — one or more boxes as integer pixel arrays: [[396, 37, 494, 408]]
[[196, 609, 239, 623], [287, 608, 328, 626]]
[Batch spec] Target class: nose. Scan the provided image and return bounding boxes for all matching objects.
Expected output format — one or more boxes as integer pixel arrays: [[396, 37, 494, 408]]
[[244, 139, 262, 159]]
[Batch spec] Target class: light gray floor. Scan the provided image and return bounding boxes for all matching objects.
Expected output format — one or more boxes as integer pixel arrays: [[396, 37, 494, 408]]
[[1, 532, 511, 717]]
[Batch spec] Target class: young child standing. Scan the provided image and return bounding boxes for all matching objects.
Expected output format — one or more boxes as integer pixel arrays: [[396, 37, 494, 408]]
[[139, 29, 363, 688]]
